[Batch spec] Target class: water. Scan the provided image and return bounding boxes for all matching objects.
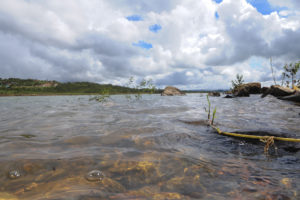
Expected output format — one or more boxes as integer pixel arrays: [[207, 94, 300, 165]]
[[0, 94, 299, 199]]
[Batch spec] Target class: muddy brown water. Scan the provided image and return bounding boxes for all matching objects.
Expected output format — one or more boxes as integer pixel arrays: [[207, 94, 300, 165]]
[[0, 94, 299, 199]]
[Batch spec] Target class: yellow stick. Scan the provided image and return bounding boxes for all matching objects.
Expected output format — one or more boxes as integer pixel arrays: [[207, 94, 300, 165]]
[[210, 125, 300, 143]]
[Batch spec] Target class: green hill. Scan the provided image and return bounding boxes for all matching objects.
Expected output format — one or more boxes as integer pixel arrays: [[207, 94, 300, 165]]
[[0, 78, 161, 96]]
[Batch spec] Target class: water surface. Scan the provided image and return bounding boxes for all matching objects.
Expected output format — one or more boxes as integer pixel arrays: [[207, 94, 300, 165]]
[[0, 94, 299, 199]]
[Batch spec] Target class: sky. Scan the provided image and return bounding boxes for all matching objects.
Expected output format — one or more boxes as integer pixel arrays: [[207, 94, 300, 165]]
[[0, 0, 300, 90]]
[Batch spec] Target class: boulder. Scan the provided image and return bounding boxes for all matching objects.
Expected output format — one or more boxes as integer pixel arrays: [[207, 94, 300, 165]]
[[262, 85, 296, 98], [208, 92, 221, 97], [278, 91, 300, 102], [261, 87, 269, 94], [270, 85, 295, 96], [231, 82, 261, 97], [233, 87, 250, 97], [161, 86, 185, 96], [242, 82, 261, 94]]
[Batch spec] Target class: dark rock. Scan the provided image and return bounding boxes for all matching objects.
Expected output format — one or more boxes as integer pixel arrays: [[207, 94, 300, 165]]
[[278, 91, 300, 102], [261, 87, 269, 94], [208, 92, 220, 97], [224, 95, 234, 98], [261, 88, 271, 98], [242, 82, 261, 94], [233, 87, 250, 97], [261, 85, 296, 98], [161, 86, 185, 96], [269, 85, 295, 97], [232, 82, 261, 97]]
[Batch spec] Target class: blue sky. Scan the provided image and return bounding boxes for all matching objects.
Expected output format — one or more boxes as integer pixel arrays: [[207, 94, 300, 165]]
[[213, 0, 223, 3], [133, 41, 153, 49], [149, 24, 162, 33], [214, 0, 286, 15], [126, 15, 143, 21], [246, 0, 285, 15], [215, 12, 219, 19]]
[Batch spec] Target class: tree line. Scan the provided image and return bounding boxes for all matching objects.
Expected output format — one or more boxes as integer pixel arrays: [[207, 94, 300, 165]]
[[0, 78, 162, 96]]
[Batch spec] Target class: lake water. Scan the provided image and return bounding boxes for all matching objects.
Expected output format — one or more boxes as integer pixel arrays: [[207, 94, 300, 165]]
[[0, 94, 299, 199]]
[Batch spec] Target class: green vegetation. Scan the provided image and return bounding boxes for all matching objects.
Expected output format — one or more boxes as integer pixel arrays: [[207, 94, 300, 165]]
[[212, 107, 217, 126], [0, 78, 162, 96], [125, 77, 156, 101], [0, 78, 58, 87], [231, 74, 244, 91], [205, 95, 216, 125], [89, 77, 157, 103], [282, 61, 300, 88], [20, 134, 36, 139], [89, 88, 111, 103]]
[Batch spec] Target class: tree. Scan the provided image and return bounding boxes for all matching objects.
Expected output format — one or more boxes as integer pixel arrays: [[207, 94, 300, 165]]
[[270, 57, 277, 85], [283, 61, 300, 88], [231, 74, 244, 91]]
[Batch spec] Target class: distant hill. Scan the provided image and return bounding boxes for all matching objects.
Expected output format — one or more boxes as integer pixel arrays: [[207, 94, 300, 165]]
[[0, 78, 161, 96]]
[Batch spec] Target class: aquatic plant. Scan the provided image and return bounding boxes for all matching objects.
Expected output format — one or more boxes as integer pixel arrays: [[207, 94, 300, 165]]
[[90, 77, 158, 103], [206, 95, 211, 121], [89, 88, 111, 103], [125, 77, 156, 101], [205, 95, 216, 125], [212, 107, 217, 126]]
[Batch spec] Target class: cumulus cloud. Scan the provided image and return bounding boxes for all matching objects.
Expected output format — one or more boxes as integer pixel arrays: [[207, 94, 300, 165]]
[[0, 0, 299, 89]]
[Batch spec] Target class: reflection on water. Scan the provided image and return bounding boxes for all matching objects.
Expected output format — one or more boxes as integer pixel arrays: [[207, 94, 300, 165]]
[[0, 94, 299, 199]]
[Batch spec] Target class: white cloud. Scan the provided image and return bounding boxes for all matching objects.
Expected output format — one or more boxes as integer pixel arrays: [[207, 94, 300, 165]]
[[0, 0, 299, 89]]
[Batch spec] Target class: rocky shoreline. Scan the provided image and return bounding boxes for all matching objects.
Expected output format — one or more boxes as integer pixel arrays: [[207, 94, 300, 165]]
[[161, 83, 300, 103], [223, 82, 300, 103]]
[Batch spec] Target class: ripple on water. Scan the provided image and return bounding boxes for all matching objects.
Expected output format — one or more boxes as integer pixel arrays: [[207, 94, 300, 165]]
[[0, 94, 300, 199]]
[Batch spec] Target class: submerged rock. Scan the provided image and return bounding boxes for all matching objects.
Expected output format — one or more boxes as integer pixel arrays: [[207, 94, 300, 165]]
[[108, 161, 161, 188], [0, 192, 18, 200], [161, 86, 185, 96], [101, 177, 126, 193]]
